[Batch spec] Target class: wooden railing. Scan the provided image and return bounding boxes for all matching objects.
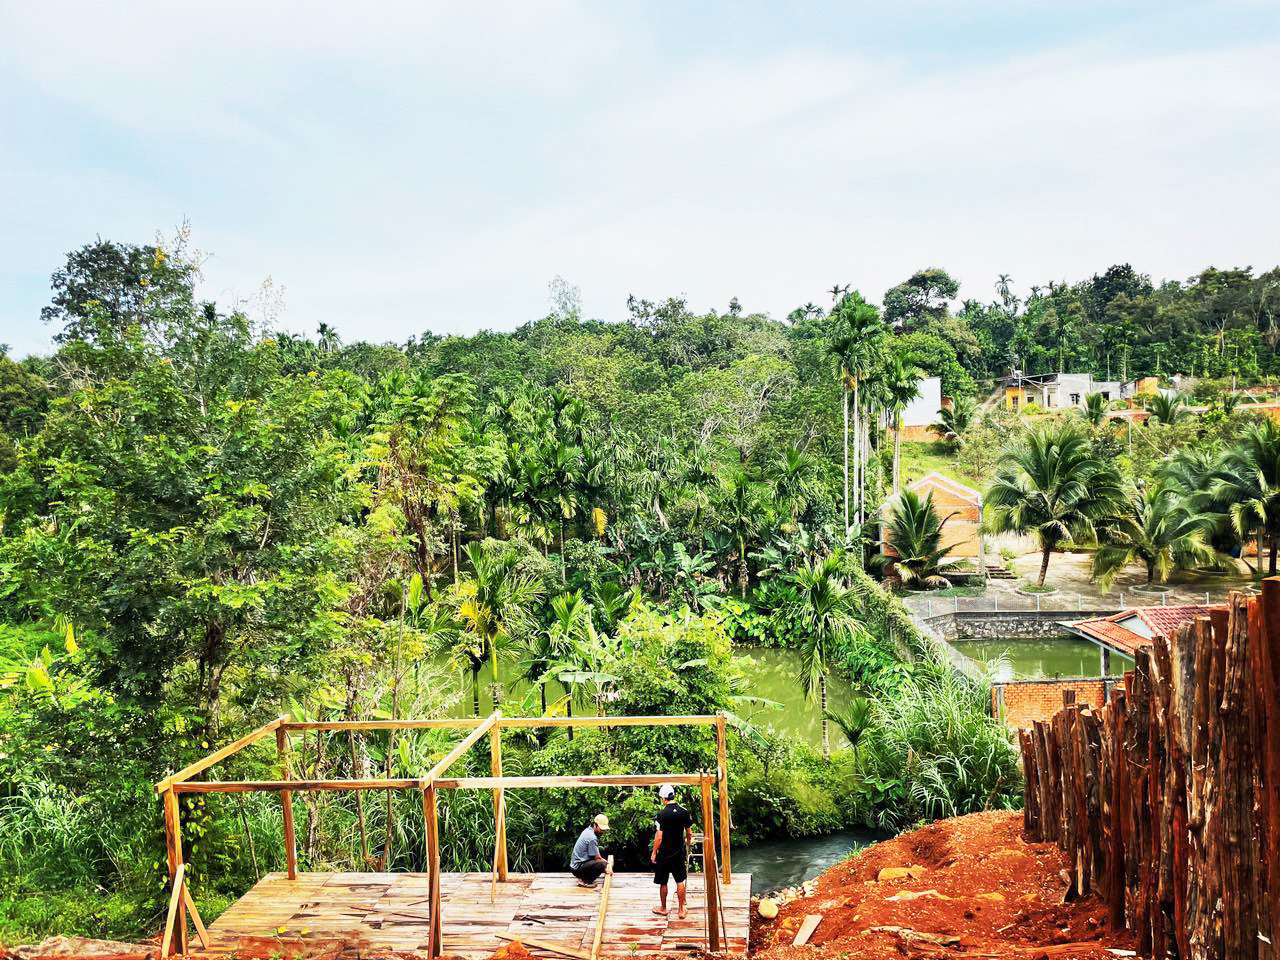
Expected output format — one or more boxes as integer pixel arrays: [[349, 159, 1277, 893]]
[[153, 711, 734, 957], [1019, 583, 1280, 960]]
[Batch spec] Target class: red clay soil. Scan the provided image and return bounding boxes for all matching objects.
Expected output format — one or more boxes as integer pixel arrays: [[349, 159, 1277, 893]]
[[751, 811, 1136, 960]]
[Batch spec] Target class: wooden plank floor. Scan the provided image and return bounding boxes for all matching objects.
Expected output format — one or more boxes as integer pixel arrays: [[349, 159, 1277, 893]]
[[203, 871, 752, 957]]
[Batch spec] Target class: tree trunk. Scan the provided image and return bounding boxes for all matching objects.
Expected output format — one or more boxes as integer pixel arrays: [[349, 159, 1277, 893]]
[[471, 666, 481, 718], [893, 411, 902, 494], [853, 380, 861, 531], [1270, 531, 1277, 576], [567, 693, 574, 742], [1039, 545, 1052, 586], [820, 673, 830, 762], [1146, 558, 1156, 586], [842, 385, 850, 535]]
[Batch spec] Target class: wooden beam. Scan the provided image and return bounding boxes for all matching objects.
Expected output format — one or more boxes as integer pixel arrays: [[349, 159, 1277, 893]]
[[154, 715, 287, 793], [172, 778, 421, 794], [715, 714, 731, 885], [181, 881, 210, 949], [495, 933, 594, 960], [276, 727, 297, 879], [160, 862, 185, 958], [423, 711, 500, 784], [424, 784, 442, 959], [434, 773, 708, 790], [496, 715, 717, 729], [700, 775, 721, 953], [490, 713, 508, 881], [589, 855, 615, 960], [793, 914, 822, 947], [161, 789, 187, 956], [283, 718, 486, 731]]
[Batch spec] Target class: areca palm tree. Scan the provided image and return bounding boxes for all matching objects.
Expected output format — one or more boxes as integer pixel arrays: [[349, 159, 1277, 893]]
[[882, 354, 924, 493], [1146, 391, 1188, 426], [879, 489, 957, 589], [771, 445, 819, 527], [1081, 392, 1108, 428], [1092, 483, 1219, 588], [787, 552, 871, 760], [985, 423, 1125, 586], [933, 395, 976, 447], [717, 470, 764, 597], [454, 542, 544, 710], [826, 292, 886, 533], [1207, 419, 1280, 574]]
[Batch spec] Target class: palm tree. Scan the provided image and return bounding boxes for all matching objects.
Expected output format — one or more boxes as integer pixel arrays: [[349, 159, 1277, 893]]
[[1092, 483, 1219, 588], [531, 591, 596, 730], [1081, 392, 1108, 428], [824, 696, 873, 752], [1207, 419, 1280, 574], [717, 470, 764, 597], [933, 395, 976, 446], [454, 542, 544, 709], [825, 292, 886, 533], [786, 552, 870, 760], [879, 489, 957, 589], [1146, 391, 1188, 426], [771, 445, 819, 527], [985, 423, 1125, 586], [316, 322, 341, 354], [882, 354, 924, 493]]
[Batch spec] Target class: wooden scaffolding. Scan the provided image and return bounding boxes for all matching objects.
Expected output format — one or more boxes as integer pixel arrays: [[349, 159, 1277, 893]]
[[153, 712, 738, 958]]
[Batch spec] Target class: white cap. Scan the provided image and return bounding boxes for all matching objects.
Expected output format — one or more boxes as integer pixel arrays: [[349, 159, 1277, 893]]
[[658, 783, 675, 800]]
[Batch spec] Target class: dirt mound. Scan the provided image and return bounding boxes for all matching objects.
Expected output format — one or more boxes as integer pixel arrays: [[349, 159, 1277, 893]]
[[751, 811, 1136, 960]]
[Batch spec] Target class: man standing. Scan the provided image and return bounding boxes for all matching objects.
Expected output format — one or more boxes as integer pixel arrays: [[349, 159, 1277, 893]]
[[570, 813, 613, 887], [650, 783, 693, 918]]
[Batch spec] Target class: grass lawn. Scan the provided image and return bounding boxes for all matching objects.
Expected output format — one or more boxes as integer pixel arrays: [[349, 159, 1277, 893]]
[[896, 440, 981, 489]]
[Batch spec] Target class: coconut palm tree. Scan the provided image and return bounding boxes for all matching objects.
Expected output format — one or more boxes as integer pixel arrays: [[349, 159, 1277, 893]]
[[1081, 392, 1108, 428], [786, 552, 871, 760], [1207, 419, 1280, 574], [933, 395, 976, 447], [1092, 483, 1220, 588], [879, 489, 957, 589], [985, 423, 1125, 586], [454, 542, 544, 709], [1146, 391, 1188, 426], [882, 354, 924, 494]]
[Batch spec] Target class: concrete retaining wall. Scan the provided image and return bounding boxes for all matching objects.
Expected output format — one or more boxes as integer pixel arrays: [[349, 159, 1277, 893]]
[[921, 609, 1121, 640]]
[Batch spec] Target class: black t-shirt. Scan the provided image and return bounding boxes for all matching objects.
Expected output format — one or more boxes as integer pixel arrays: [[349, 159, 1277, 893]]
[[654, 802, 693, 862]]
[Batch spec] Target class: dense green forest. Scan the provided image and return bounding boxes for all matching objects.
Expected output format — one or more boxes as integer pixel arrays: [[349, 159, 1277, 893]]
[[1, 236, 1278, 943]]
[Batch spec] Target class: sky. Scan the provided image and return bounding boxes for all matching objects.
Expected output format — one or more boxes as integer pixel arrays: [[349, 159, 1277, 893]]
[[2, 0, 1278, 357]]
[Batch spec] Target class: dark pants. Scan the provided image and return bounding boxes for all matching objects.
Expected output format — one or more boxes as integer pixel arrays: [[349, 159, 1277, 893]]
[[572, 860, 607, 885]]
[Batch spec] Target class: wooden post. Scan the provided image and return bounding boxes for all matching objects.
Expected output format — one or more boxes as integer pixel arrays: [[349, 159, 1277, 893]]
[[161, 788, 188, 956], [589, 855, 614, 960], [490, 711, 507, 881], [276, 727, 297, 879], [424, 783, 442, 959], [699, 774, 721, 952], [715, 714, 731, 885]]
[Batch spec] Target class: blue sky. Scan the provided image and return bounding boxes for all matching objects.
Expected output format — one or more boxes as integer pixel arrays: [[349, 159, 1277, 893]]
[[2, 1, 1278, 357]]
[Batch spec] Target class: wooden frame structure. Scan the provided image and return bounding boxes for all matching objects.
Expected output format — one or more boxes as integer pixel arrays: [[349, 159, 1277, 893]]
[[153, 712, 735, 958]]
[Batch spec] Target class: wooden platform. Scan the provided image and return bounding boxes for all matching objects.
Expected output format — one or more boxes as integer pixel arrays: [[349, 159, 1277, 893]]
[[203, 871, 752, 957]]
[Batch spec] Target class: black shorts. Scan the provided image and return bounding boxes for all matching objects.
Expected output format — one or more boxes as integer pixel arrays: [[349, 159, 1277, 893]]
[[653, 858, 687, 885]]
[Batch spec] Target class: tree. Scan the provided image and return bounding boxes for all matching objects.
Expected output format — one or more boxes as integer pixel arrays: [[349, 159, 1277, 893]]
[[879, 489, 957, 589], [882, 268, 960, 331], [985, 423, 1125, 586], [1145, 391, 1189, 426], [933, 395, 976, 447], [1081, 392, 1108, 428], [786, 552, 869, 760], [1092, 484, 1218, 587], [882, 354, 924, 493], [716, 470, 765, 597], [1208, 419, 1280, 574], [452, 542, 544, 709], [825, 292, 885, 531], [770, 445, 820, 527], [527, 591, 595, 721]]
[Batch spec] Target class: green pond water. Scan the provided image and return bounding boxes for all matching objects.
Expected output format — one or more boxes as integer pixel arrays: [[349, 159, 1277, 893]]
[[427, 646, 854, 750], [951, 635, 1133, 680]]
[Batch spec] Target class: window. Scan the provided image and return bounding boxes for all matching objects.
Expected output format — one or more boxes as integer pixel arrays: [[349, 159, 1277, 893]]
[[1101, 391, 1110, 401], [1026, 394, 1034, 404], [1070, 393, 1080, 405]]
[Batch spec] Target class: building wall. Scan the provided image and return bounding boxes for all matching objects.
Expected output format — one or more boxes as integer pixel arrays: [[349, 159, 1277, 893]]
[[898, 376, 942, 428], [992, 678, 1113, 729], [921, 609, 1121, 639], [881, 475, 983, 559]]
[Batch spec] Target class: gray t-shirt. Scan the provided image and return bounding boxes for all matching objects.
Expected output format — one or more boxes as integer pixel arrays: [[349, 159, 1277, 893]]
[[571, 826, 600, 869]]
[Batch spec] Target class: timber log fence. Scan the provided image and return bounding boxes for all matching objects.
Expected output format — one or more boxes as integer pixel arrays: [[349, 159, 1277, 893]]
[[1018, 582, 1280, 960]]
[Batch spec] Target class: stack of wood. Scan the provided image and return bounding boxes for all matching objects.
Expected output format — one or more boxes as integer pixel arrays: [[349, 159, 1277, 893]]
[[1019, 583, 1280, 959]]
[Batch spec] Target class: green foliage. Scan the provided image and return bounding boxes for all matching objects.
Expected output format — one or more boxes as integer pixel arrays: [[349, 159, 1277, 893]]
[[877, 490, 956, 589]]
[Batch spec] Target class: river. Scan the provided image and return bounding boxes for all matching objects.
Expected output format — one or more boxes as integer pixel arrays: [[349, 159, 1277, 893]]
[[731, 827, 887, 893]]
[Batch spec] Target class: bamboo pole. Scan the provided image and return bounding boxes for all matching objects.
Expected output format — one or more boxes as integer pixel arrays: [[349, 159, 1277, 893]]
[[154, 715, 288, 793], [490, 710, 507, 881], [161, 791, 187, 956], [699, 774, 721, 953], [715, 713, 731, 885], [276, 727, 297, 879], [589, 855, 614, 960], [424, 783, 442, 959]]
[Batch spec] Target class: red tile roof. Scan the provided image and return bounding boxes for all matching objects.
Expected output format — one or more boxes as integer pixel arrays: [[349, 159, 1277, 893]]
[[1065, 604, 1217, 658]]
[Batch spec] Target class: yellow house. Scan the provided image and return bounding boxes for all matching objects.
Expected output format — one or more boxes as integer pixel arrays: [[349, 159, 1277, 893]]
[[880, 471, 984, 561]]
